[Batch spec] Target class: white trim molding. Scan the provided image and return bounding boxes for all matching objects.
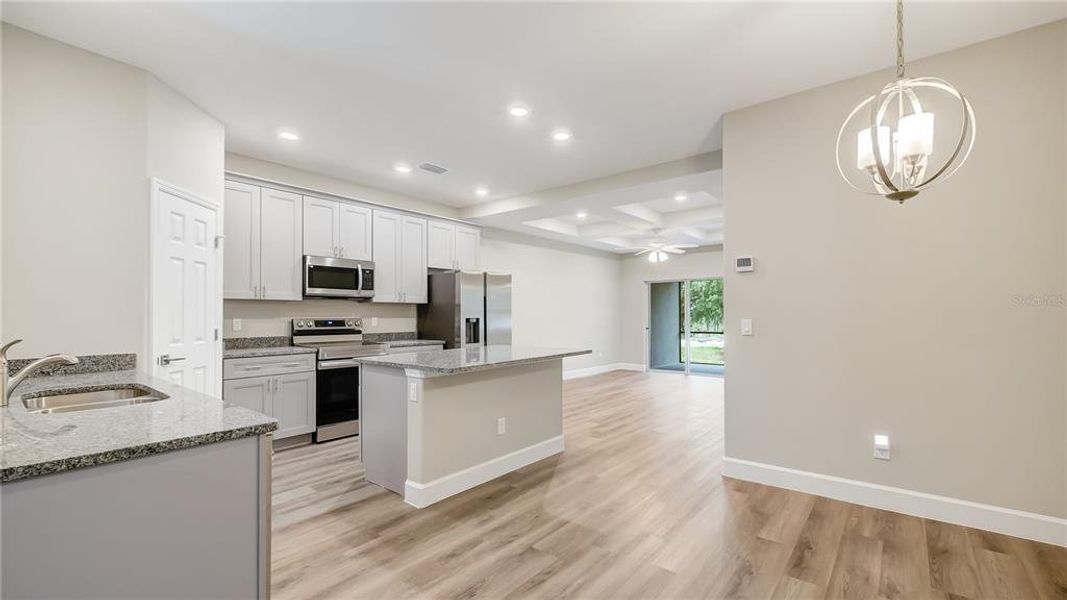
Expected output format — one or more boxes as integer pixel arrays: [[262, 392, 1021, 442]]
[[563, 363, 646, 380], [404, 435, 565, 509], [722, 457, 1067, 548]]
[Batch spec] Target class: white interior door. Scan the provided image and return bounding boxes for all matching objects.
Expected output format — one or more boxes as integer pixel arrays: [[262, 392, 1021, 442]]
[[152, 179, 219, 394]]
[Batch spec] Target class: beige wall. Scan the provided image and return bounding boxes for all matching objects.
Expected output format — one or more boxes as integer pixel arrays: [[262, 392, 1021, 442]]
[[2, 25, 224, 365], [619, 246, 724, 365], [723, 21, 1066, 518], [480, 229, 623, 371]]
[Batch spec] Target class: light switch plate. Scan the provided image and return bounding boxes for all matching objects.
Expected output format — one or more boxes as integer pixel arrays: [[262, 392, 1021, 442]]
[[740, 319, 753, 336]]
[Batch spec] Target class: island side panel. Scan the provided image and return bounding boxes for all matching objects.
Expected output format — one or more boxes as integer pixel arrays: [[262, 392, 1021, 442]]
[[1, 435, 265, 600], [405, 359, 564, 507], [361, 364, 409, 494]]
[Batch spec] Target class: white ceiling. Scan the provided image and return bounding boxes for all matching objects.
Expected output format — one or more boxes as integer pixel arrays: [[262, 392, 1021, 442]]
[[5, 1, 1064, 216]]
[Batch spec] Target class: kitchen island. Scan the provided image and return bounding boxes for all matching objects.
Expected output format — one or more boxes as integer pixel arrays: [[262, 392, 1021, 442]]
[[357, 345, 590, 508], [1, 370, 275, 599]]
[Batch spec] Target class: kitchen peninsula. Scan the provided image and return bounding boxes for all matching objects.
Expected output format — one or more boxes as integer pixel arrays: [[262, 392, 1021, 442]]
[[357, 345, 590, 507]]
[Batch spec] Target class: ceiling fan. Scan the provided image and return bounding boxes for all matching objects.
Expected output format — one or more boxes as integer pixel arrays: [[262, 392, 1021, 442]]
[[632, 232, 698, 263]]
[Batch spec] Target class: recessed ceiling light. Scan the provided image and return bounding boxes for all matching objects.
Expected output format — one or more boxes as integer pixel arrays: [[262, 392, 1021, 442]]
[[508, 105, 530, 118], [394, 163, 412, 174], [278, 130, 300, 141], [475, 186, 489, 197], [552, 128, 573, 142], [576, 210, 588, 219], [674, 192, 688, 202]]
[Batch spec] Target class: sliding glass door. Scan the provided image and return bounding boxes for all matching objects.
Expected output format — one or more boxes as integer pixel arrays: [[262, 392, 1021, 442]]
[[648, 278, 723, 375]]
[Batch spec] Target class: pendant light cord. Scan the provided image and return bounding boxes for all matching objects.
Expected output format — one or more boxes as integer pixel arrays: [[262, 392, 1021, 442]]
[[896, 0, 906, 78]]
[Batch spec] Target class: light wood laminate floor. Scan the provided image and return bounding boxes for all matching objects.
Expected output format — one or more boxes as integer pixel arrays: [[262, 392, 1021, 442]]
[[271, 371, 1067, 599]]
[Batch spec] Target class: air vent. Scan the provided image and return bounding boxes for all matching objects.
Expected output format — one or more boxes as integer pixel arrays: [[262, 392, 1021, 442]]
[[419, 163, 448, 175]]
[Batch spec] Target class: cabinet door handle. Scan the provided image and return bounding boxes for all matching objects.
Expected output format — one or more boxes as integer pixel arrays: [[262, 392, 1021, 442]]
[[242, 365, 263, 371], [280, 362, 303, 368], [340, 246, 345, 257]]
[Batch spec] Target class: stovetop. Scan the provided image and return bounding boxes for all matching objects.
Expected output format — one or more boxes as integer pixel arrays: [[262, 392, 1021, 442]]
[[294, 340, 387, 360], [290, 317, 386, 360]]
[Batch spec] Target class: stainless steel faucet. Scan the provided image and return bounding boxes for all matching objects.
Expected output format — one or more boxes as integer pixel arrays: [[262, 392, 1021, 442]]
[[0, 339, 80, 406]]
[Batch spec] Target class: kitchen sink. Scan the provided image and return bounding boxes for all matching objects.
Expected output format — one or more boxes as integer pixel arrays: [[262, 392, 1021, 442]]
[[22, 385, 169, 414]]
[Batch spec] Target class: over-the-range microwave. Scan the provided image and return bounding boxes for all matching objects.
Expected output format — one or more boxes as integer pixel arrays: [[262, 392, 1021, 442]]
[[303, 255, 375, 299]]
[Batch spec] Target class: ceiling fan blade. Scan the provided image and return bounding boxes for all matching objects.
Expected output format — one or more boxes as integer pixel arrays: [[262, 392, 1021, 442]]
[[673, 244, 699, 249], [662, 247, 686, 254], [633, 249, 651, 256]]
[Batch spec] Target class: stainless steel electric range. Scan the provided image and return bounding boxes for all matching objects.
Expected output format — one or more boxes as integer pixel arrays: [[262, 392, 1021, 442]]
[[291, 317, 386, 442]]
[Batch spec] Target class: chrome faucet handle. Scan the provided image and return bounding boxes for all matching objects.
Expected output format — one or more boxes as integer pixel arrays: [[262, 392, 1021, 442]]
[[0, 339, 23, 360]]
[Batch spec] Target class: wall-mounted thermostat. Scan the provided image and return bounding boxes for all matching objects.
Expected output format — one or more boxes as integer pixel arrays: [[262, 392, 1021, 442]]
[[735, 256, 755, 272]]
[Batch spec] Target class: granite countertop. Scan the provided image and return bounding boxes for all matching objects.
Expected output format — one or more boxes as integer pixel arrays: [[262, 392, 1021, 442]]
[[223, 346, 318, 359], [1, 370, 277, 483], [383, 339, 446, 349], [356, 345, 591, 375]]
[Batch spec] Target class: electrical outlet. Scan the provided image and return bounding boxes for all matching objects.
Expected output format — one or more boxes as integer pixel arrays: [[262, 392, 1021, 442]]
[[873, 434, 891, 460], [232, 318, 242, 332], [497, 417, 506, 436], [371, 317, 379, 327]]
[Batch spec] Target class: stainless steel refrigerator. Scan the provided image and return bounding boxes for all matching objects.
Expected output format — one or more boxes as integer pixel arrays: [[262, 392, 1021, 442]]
[[417, 271, 512, 348]]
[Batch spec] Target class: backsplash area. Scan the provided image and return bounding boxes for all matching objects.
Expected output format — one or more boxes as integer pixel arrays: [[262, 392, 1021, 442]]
[[7, 353, 136, 377], [223, 299, 417, 339]]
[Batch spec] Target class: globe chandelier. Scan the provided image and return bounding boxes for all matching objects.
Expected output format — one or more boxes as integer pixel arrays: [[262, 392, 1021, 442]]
[[835, 0, 976, 203]]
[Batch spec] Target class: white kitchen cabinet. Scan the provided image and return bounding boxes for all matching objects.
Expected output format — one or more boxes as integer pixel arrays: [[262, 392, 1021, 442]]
[[302, 197, 373, 261], [223, 356, 316, 440], [455, 226, 481, 271], [427, 221, 456, 269], [222, 375, 271, 415], [427, 220, 480, 271], [273, 371, 316, 439], [400, 216, 428, 303], [339, 203, 373, 260], [372, 209, 401, 303], [223, 181, 302, 301], [259, 188, 303, 300], [372, 209, 427, 303], [223, 182, 260, 300], [302, 197, 339, 258]]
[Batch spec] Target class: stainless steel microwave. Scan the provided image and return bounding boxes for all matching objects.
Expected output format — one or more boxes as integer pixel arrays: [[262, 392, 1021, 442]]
[[304, 256, 375, 299]]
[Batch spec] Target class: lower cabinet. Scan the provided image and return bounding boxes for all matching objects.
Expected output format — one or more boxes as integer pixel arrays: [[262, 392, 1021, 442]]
[[222, 356, 316, 440]]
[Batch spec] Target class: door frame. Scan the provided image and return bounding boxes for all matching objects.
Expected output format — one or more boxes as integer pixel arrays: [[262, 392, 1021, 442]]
[[645, 278, 721, 377], [147, 177, 223, 396]]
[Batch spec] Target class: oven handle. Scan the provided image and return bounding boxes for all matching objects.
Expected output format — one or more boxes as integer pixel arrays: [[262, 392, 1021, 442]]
[[318, 358, 365, 370]]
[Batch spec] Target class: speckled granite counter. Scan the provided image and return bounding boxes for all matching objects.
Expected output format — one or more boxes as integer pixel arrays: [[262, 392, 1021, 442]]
[[223, 345, 318, 359], [1, 370, 277, 482], [356, 345, 590, 375], [383, 339, 446, 349]]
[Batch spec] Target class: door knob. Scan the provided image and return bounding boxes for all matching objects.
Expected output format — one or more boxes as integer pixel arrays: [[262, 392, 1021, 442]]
[[158, 354, 186, 366]]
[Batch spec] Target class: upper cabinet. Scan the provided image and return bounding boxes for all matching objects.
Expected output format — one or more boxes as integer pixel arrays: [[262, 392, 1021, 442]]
[[455, 226, 481, 271], [224, 182, 302, 301], [225, 177, 481, 304], [372, 209, 427, 304], [302, 197, 372, 261], [427, 221, 481, 271]]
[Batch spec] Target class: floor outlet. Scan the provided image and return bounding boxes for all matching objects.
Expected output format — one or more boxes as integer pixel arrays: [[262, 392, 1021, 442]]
[[497, 417, 506, 435]]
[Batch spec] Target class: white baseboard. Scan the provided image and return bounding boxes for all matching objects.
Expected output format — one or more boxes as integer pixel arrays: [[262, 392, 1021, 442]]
[[563, 362, 646, 380], [722, 457, 1067, 547], [404, 435, 565, 508]]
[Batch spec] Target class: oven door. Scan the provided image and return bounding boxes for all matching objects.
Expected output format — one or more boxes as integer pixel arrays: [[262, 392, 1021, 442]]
[[304, 255, 373, 299], [315, 358, 361, 441]]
